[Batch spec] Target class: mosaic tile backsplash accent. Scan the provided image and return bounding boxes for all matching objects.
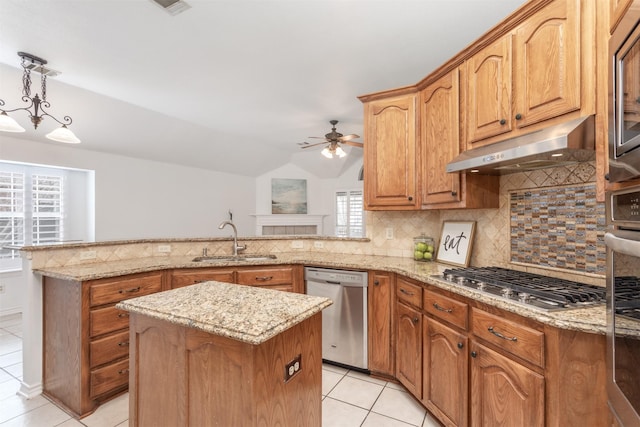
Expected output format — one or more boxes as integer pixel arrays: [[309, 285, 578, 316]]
[[510, 184, 606, 274]]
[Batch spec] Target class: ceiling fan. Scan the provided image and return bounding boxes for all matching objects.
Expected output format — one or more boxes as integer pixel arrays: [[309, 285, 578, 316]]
[[298, 120, 364, 158]]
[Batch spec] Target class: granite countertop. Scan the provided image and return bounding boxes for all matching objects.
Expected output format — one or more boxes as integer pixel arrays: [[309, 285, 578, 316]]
[[116, 281, 332, 345], [35, 251, 631, 336]]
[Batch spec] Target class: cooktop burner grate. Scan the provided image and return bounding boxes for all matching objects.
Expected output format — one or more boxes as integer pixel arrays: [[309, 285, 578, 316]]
[[437, 266, 606, 311]]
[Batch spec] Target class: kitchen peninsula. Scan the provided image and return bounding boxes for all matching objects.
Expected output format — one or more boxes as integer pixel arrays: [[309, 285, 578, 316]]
[[116, 281, 331, 427]]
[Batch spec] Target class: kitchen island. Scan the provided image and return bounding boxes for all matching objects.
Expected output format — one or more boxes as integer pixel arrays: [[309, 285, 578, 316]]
[[116, 280, 331, 427]]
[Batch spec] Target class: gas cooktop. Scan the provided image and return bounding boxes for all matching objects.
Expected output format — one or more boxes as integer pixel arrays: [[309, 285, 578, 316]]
[[434, 266, 606, 312], [614, 276, 640, 321]]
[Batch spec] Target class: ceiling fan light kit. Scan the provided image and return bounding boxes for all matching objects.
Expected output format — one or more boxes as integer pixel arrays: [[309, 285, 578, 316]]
[[0, 52, 81, 144], [300, 120, 363, 159]]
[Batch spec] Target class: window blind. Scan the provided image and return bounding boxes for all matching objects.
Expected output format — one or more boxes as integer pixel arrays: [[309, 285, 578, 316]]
[[0, 172, 25, 260], [336, 189, 364, 238]]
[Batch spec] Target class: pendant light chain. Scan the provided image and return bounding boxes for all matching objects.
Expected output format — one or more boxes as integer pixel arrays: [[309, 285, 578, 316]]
[[41, 74, 47, 102], [21, 56, 32, 98]]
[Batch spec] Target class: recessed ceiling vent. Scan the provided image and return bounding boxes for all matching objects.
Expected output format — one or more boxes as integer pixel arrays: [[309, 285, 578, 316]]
[[150, 0, 191, 15]]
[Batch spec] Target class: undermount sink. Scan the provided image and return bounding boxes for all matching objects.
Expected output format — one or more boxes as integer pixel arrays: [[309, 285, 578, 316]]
[[191, 254, 277, 263]]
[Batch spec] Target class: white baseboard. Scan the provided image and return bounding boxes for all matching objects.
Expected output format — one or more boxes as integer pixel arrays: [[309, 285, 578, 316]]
[[18, 381, 43, 399]]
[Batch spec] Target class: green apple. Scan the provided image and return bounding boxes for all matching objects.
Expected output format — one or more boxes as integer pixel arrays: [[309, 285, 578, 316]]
[[423, 252, 433, 260], [415, 242, 427, 252], [414, 250, 424, 260], [426, 245, 434, 253]]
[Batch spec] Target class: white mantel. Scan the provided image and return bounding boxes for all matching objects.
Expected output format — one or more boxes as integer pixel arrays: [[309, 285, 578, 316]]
[[251, 214, 328, 235]]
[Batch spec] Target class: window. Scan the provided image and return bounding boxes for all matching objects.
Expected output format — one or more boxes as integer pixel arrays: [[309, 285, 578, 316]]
[[335, 189, 364, 237], [0, 166, 65, 270]]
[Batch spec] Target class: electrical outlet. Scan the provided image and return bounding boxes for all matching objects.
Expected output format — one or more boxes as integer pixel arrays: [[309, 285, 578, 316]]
[[284, 354, 302, 382], [291, 240, 304, 249], [313, 241, 324, 249], [385, 227, 394, 240], [157, 245, 171, 253], [80, 250, 97, 260]]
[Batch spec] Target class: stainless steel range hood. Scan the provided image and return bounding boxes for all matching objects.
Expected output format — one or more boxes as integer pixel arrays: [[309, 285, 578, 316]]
[[446, 115, 595, 174]]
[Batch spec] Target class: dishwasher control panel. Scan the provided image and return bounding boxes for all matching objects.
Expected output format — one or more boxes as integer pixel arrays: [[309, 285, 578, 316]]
[[304, 267, 368, 286]]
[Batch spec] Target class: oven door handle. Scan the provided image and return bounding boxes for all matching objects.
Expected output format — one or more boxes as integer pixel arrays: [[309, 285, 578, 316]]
[[605, 231, 640, 256]]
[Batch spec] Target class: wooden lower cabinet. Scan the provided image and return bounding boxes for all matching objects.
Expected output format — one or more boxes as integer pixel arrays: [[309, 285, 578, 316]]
[[368, 271, 395, 377], [43, 271, 167, 418], [128, 310, 322, 426], [470, 341, 544, 427], [423, 317, 468, 427], [170, 268, 235, 288], [396, 301, 422, 398]]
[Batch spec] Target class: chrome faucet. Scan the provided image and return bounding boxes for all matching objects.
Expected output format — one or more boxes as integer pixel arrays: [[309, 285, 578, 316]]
[[218, 220, 246, 256]]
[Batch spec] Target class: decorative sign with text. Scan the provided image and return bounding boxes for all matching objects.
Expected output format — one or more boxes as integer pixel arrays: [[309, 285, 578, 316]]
[[436, 221, 476, 267]]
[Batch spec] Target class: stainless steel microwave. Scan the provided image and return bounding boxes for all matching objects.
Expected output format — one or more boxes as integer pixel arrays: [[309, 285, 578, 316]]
[[609, 1, 640, 183]]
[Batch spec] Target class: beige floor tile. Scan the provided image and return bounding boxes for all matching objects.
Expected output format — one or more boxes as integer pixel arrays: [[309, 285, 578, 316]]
[[346, 369, 388, 386], [322, 369, 345, 396], [327, 375, 384, 410], [80, 393, 128, 427], [322, 396, 368, 427], [0, 401, 73, 427], [0, 394, 50, 424], [371, 387, 427, 426], [0, 377, 20, 400], [362, 411, 420, 427], [0, 351, 22, 368]]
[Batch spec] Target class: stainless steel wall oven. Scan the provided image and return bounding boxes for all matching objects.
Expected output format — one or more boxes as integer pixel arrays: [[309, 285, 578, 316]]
[[606, 188, 640, 427]]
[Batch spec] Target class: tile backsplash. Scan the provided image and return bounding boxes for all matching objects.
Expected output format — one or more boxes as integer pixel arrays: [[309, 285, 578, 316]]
[[366, 161, 604, 281]]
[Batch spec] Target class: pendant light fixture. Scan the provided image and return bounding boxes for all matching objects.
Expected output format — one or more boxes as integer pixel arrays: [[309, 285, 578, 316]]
[[0, 52, 80, 144]]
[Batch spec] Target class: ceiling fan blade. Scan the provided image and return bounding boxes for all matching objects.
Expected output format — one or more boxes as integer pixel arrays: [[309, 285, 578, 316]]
[[342, 141, 364, 147], [300, 142, 327, 149], [307, 136, 327, 139], [339, 133, 360, 141]]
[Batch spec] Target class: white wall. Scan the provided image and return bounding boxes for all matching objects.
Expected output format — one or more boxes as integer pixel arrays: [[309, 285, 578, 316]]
[[0, 134, 256, 315]]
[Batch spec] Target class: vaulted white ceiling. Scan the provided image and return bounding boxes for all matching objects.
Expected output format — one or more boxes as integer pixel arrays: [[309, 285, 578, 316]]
[[0, 0, 523, 178]]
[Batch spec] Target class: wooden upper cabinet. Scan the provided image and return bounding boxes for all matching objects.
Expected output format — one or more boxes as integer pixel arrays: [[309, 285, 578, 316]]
[[610, 0, 634, 33], [513, 0, 583, 129], [421, 70, 463, 206], [464, 0, 595, 149], [465, 35, 513, 145], [363, 93, 419, 210]]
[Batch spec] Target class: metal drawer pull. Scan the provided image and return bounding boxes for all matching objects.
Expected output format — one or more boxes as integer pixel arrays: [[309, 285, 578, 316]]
[[488, 326, 518, 342], [118, 369, 129, 375], [255, 276, 273, 281], [117, 312, 129, 318], [433, 303, 453, 313], [119, 287, 141, 294], [399, 288, 414, 296], [118, 341, 129, 347]]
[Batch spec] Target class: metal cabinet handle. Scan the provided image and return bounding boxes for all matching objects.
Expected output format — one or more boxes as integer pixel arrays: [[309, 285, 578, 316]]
[[255, 276, 273, 282], [408, 196, 413, 201], [412, 317, 419, 324], [374, 280, 380, 286], [451, 191, 457, 196], [499, 119, 506, 125], [488, 326, 518, 342], [471, 351, 477, 358], [118, 341, 129, 347], [433, 302, 453, 313], [457, 342, 464, 349], [399, 288, 414, 296], [118, 369, 129, 375], [515, 113, 522, 120], [117, 312, 129, 318], [118, 287, 141, 294]]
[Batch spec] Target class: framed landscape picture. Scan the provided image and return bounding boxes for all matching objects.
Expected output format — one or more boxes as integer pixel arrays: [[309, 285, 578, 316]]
[[271, 178, 307, 214], [436, 221, 476, 267]]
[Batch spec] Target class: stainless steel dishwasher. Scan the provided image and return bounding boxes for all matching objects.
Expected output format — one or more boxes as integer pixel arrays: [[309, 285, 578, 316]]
[[304, 267, 368, 370]]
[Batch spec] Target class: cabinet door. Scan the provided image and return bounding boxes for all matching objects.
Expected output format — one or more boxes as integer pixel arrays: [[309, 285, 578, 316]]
[[364, 94, 418, 210], [368, 272, 395, 376], [465, 35, 513, 146], [421, 69, 462, 206], [513, 0, 581, 129], [470, 342, 544, 427], [610, 0, 634, 33], [396, 302, 422, 397], [423, 317, 468, 427]]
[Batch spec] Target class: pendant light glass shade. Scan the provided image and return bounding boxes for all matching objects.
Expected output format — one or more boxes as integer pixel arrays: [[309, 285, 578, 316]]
[[45, 125, 81, 144], [0, 112, 26, 132], [321, 147, 333, 158], [335, 146, 347, 158]]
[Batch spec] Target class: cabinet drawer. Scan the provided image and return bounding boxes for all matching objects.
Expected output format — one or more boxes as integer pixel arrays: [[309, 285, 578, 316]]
[[396, 278, 422, 308], [471, 308, 544, 367], [90, 358, 129, 398], [90, 306, 130, 337], [236, 267, 292, 286], [90, 273, 163, 307], [423, 289, 468, 330], [90, 330, 130, 368], [171, 269, 235, 289]]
